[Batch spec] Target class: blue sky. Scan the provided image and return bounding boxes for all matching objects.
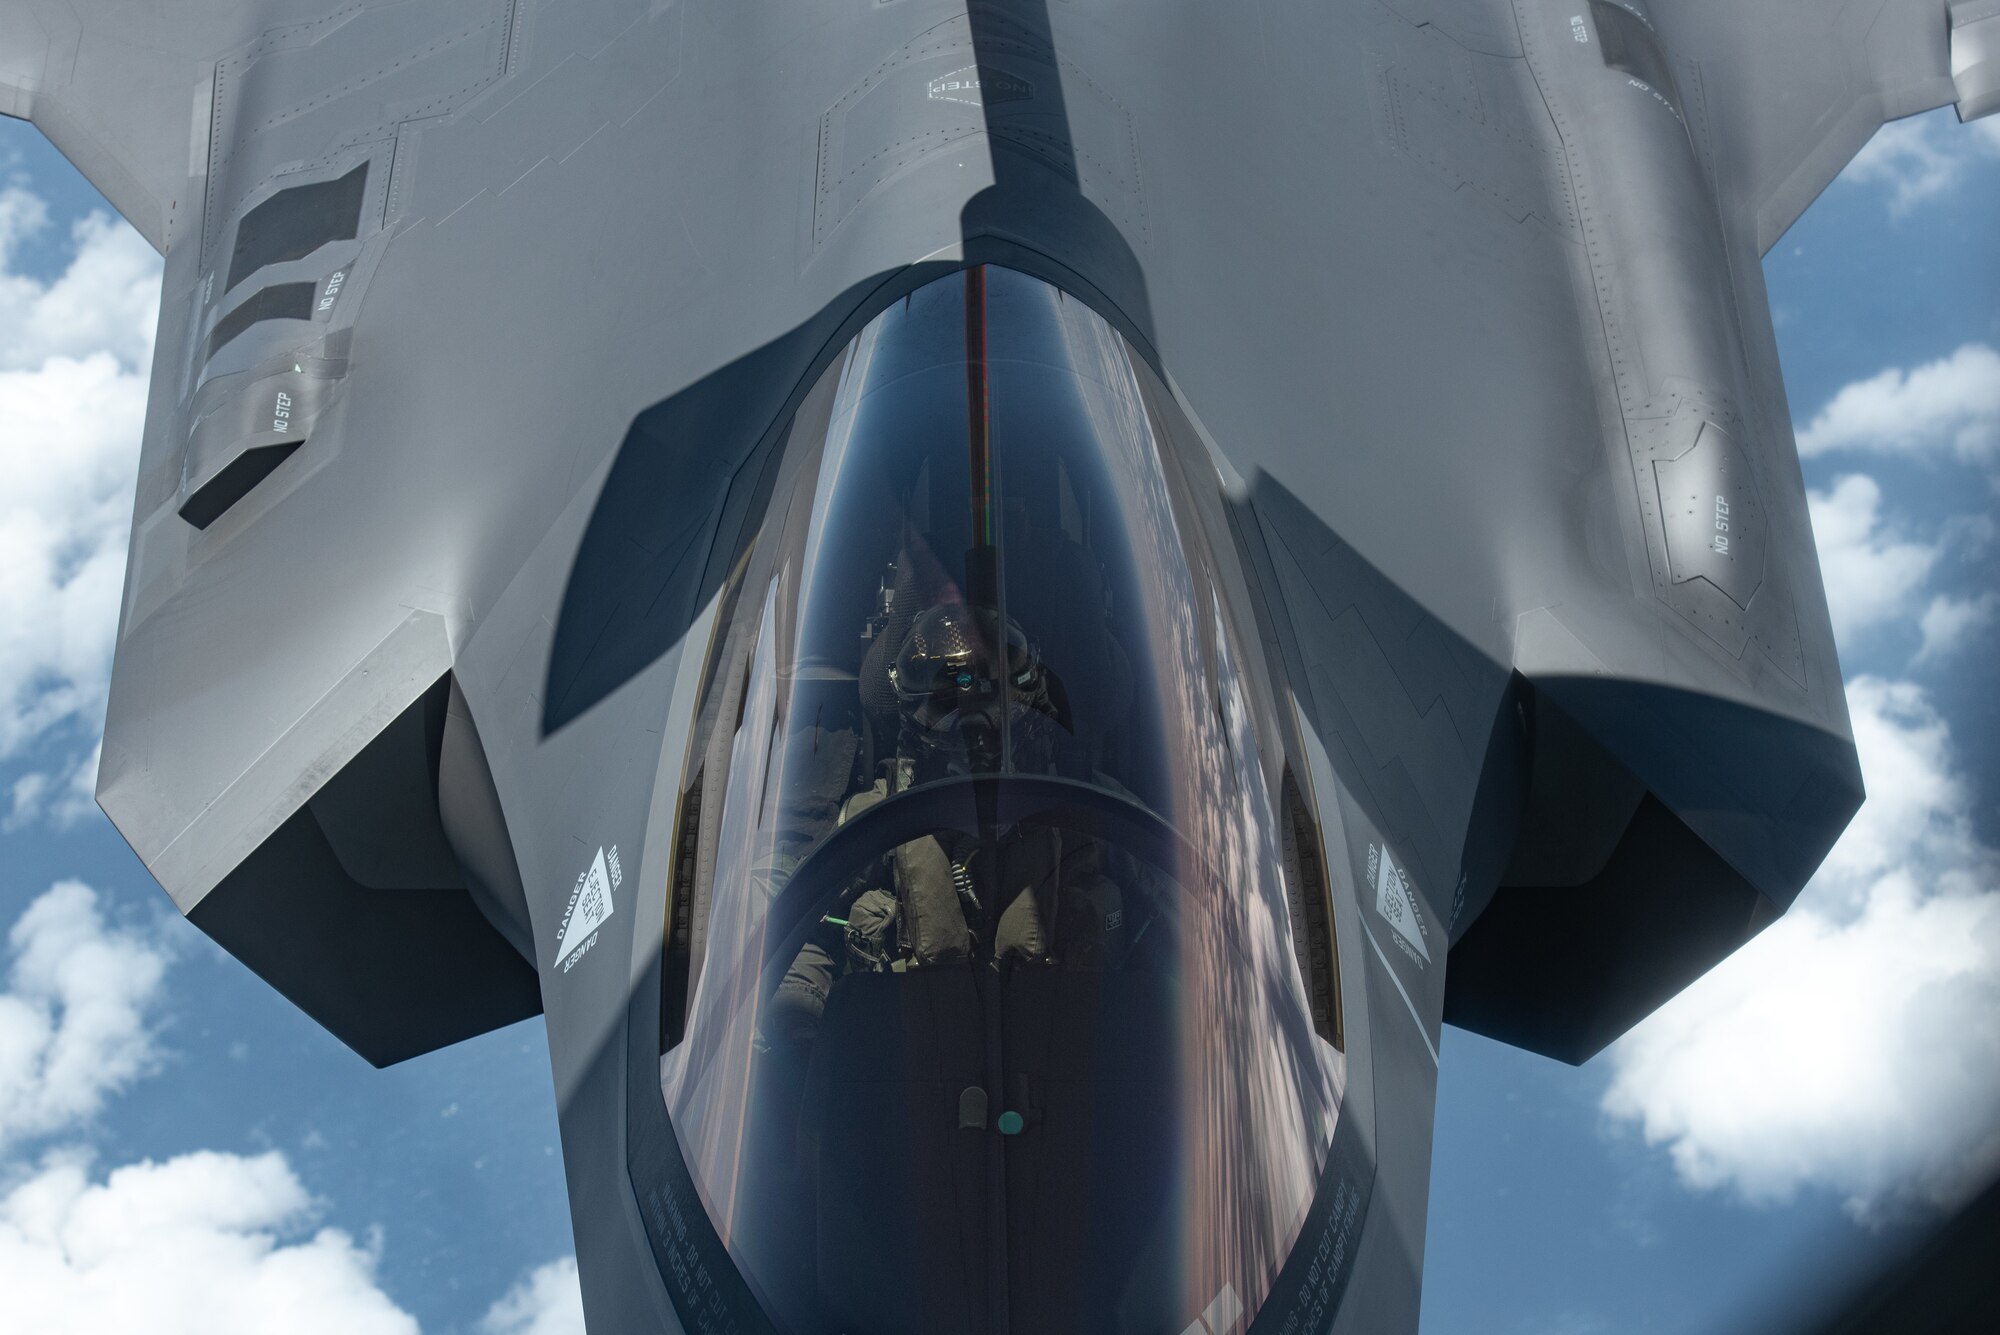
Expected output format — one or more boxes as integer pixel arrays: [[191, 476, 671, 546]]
[[0, 106, 1994, 1334]]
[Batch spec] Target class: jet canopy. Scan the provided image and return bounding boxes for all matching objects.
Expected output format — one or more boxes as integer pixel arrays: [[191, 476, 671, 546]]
[[658, 267, 1343, 1334]]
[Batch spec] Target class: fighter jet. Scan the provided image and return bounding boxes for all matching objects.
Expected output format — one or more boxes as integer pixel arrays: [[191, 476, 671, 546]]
[[3, 0, 1993, 1330]]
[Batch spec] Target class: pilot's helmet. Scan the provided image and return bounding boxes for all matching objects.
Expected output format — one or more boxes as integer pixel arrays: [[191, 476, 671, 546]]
[[890, 603, 1045, 767]]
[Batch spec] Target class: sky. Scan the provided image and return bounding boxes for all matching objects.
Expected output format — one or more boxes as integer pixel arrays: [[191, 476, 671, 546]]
[[0, 103, 1995, 1334]]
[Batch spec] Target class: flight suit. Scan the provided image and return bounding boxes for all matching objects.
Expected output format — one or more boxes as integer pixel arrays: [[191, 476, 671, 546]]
[[764, 780, 1128, 1051]]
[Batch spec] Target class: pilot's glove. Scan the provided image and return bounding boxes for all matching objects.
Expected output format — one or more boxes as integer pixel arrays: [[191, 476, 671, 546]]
[[843, 888, 901, 971]]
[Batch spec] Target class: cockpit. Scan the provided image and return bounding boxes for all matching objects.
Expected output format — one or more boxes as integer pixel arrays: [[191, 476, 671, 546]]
[[656, 267, 1343, 1334]]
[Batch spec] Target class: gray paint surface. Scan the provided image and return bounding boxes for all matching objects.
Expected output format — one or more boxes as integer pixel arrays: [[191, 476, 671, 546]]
[[3, 0, 1988, 1329]]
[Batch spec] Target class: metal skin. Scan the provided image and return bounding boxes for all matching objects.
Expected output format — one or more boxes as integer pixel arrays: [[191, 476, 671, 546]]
[[2, 0, 1990, 1330]]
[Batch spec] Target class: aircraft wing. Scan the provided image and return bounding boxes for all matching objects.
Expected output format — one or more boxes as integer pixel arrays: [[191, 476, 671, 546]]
[[0, 0, 266, 252], [1664, 0, 1994, 252], [2, 0, 540, 1065], [6, 2, 1994, 1326], [1107, 0, 1991, 1064], [3, 0, 1985, 1073]]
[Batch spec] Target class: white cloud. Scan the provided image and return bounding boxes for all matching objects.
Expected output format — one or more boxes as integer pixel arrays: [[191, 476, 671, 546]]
[[0, 885, 426, 1333], [481, 1256, 585, 1335], [1806, 475, 1939, 644], [0, 881, 168, 1153], [1803, 469, 1998, 667], [1916, 592, 1997, 663], [1810, 680, 1984, 907], [0, 1148, 420, 1335], [0, 192, 158, 372], [1796, 343, 2000, 462], [0, 185, 158, 766], [6, 741, 101, 832], [1603, 678, 2000, 1222], [1843, 112, 2000, 213]]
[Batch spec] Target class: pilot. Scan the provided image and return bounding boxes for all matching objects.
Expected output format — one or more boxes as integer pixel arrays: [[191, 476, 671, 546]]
[[763, 602, 1126, 1051]]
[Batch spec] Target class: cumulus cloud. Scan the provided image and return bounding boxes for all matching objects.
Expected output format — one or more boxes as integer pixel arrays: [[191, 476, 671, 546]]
[[0, 185, 158, 768], [1915, 592, 1997, 663], [6, 741, 100, 832], [1843, 112, 2000, 214], [1796, 343, 2000, 462], [0, 194, 159, 372], [481, 1256, 586, 1335], [1806, 475, 1939, 644], [0, 884, 428, 1332], [0, 881, 168, 1152], [1603, 678, 2000, 1222], [0, 1148, 420, 1335]]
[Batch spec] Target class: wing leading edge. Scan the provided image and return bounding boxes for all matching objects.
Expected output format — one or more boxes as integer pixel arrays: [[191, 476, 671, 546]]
[[1661, 0, 1996, 252]]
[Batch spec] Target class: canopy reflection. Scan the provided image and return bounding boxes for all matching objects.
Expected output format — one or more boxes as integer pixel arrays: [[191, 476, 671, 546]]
[[658, 267, 1342, 1334]]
